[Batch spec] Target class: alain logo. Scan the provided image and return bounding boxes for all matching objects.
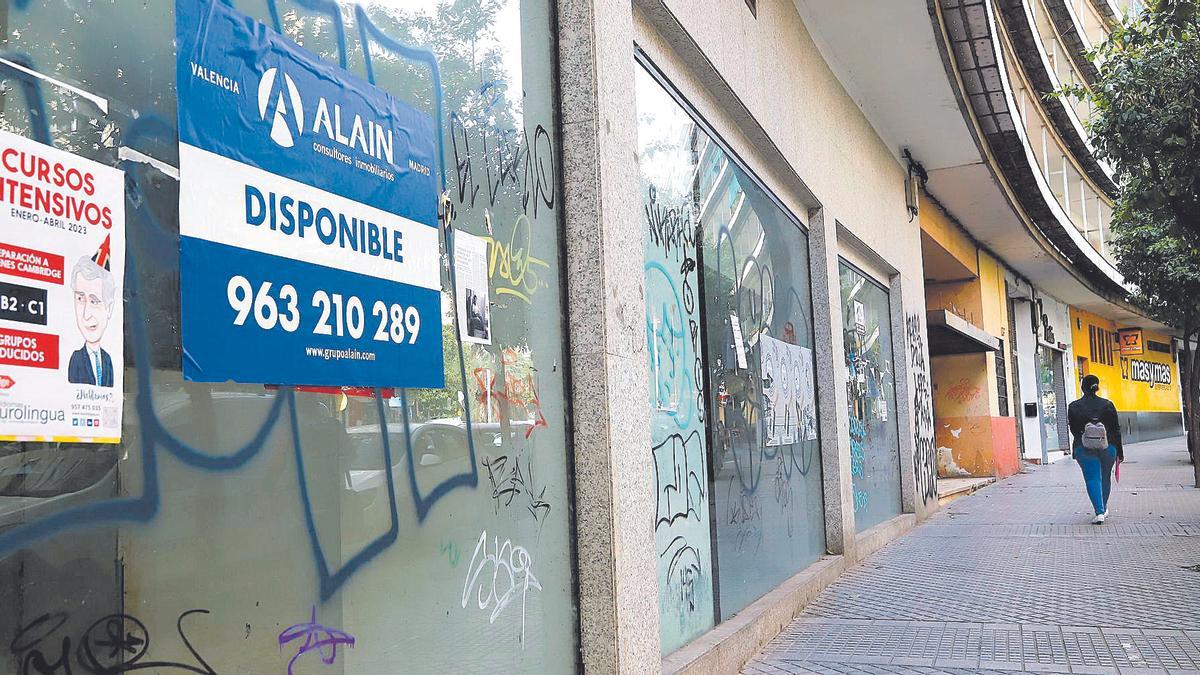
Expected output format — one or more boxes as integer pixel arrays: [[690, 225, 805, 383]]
[[258, 67, 305, 148], [256, 67, 397, 165]]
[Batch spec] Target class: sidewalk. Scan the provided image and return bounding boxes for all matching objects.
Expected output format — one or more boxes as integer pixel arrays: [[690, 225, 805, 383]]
[[743, 436, 1200, 674]]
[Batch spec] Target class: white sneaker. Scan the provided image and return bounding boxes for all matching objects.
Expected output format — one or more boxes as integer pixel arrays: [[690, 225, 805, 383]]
[[1092, 512, 1107, 524]]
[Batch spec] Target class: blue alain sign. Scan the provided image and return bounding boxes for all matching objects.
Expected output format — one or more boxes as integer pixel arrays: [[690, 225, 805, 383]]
[[176, 0, 443, 388]]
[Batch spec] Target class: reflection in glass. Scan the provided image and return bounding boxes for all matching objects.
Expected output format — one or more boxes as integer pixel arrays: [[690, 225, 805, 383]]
[[839, 262, 902, 531], [1037, 346, 1063, 454], [635, 64, 825, 637], [700, 174, 825, 619], [0, 1, 575, 672], [636, 68, 716, 652], [699, 130, 825, 622]]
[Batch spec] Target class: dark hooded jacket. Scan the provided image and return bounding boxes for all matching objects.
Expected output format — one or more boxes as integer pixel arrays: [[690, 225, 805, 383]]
[[1067, 392, 1124, 460]]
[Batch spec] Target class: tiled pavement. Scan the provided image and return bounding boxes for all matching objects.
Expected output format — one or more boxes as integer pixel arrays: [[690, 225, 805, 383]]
[[744, 437, 1200, 674]]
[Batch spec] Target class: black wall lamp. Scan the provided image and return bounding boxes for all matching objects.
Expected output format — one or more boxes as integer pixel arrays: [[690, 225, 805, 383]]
[[903, 148, 928, 222]]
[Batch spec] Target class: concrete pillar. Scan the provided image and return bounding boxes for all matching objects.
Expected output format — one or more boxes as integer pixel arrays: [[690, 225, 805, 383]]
[[888, 273, 922, 517], [807, 209, 856, 556], [556, 0, 662, 672]]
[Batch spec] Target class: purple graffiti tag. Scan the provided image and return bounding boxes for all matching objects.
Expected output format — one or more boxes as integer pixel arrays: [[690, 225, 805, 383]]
[[277, 607, 355, 675]]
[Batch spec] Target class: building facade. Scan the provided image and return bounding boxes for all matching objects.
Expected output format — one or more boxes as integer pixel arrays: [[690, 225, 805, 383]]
[[919, 197, 1022, 481], [0, 0, 1180, 673], [923, 0, 1184, 470], [1071, 309, 1183, 443]]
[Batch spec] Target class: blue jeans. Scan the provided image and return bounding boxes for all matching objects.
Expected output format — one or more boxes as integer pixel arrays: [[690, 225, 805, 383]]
[[1074, 445, 1117, 515]]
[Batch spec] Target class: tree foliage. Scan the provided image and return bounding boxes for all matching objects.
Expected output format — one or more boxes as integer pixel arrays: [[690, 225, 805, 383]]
[[1108, 205, 1200, 331], [359, 1, 539, 421], [1083, 0, 1200, 235], [1076, 0, 1200, 476]]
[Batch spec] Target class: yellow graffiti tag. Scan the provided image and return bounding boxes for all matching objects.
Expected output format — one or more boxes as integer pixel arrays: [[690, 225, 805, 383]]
[[483, 212, 549, 304]]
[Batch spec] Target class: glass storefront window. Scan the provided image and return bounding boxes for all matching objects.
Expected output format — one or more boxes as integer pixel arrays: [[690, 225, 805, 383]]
[[0, 1, 576, 672], [636, 66, 715, 652], [1037, 346, 1064, 454], [701, 158, 825, 621], [635, 62, 825, 646], [839, 262, 902, 531]]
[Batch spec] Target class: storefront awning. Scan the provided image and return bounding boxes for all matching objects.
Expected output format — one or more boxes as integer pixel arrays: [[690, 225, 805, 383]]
[[926, 309, 1001, 356]]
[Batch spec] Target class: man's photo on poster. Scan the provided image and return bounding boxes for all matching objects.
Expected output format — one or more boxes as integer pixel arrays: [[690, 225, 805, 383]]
[[465, 287, 490, 342], [66, 247, 115, 388]]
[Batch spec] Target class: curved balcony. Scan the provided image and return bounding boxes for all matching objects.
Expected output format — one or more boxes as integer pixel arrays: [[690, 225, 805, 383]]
[[1091, 0, 1118, 23], [1071, 0, 1110, 48], [1113, 0, 1147, 15], [1093, 0, 1147, 23], [997, 0, 1116, 195], [934, 0, 1125, 300], [1044, 0, 1107, 80], [1006, 37, 1115, 262]]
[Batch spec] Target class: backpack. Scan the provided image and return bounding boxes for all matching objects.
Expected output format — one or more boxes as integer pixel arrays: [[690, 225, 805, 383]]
[[1082, 418, 1109, 451]]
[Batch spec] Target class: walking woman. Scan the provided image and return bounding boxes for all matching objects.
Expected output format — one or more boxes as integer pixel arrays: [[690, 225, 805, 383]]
[[1067, 374, 1124, 523]]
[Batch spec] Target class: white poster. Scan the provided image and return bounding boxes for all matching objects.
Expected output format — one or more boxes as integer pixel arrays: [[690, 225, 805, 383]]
[[760, 334, 817, 446], [853, 300, 866, 337], [0, 129, 125, 442], [455, 231, 492, 345], [730, 314, 748, 369], [798, 345, 818, 441]]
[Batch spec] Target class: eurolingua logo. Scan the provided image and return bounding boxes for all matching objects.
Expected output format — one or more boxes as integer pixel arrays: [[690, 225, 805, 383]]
[[258, 67, 304, 148]]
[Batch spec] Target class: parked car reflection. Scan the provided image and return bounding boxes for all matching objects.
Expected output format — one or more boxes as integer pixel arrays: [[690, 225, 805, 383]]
[[0, 388, 313, 672], [0, 445, 119, 534], [343, 419, 533, 495]]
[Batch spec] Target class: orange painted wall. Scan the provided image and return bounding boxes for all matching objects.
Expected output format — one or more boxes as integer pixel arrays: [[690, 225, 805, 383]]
[[919, 195, 978, 274], [990, 416, 1020, 477], [932, 354, 998, 477], [926, 281, 984, 328], [932, 354, 989, 417], [922, 196, 1022, 479], [934, 415, 1020, 478]]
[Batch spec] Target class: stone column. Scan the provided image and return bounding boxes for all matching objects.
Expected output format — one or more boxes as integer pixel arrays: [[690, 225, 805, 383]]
[[888, 273, 921, 517], [557, 0, 663, 671], [807, 209, 856, 556]]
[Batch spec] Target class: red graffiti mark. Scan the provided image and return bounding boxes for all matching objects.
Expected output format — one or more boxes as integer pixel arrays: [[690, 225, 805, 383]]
[[472, 366, 548, 438], [946, 378, 982, 404]]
